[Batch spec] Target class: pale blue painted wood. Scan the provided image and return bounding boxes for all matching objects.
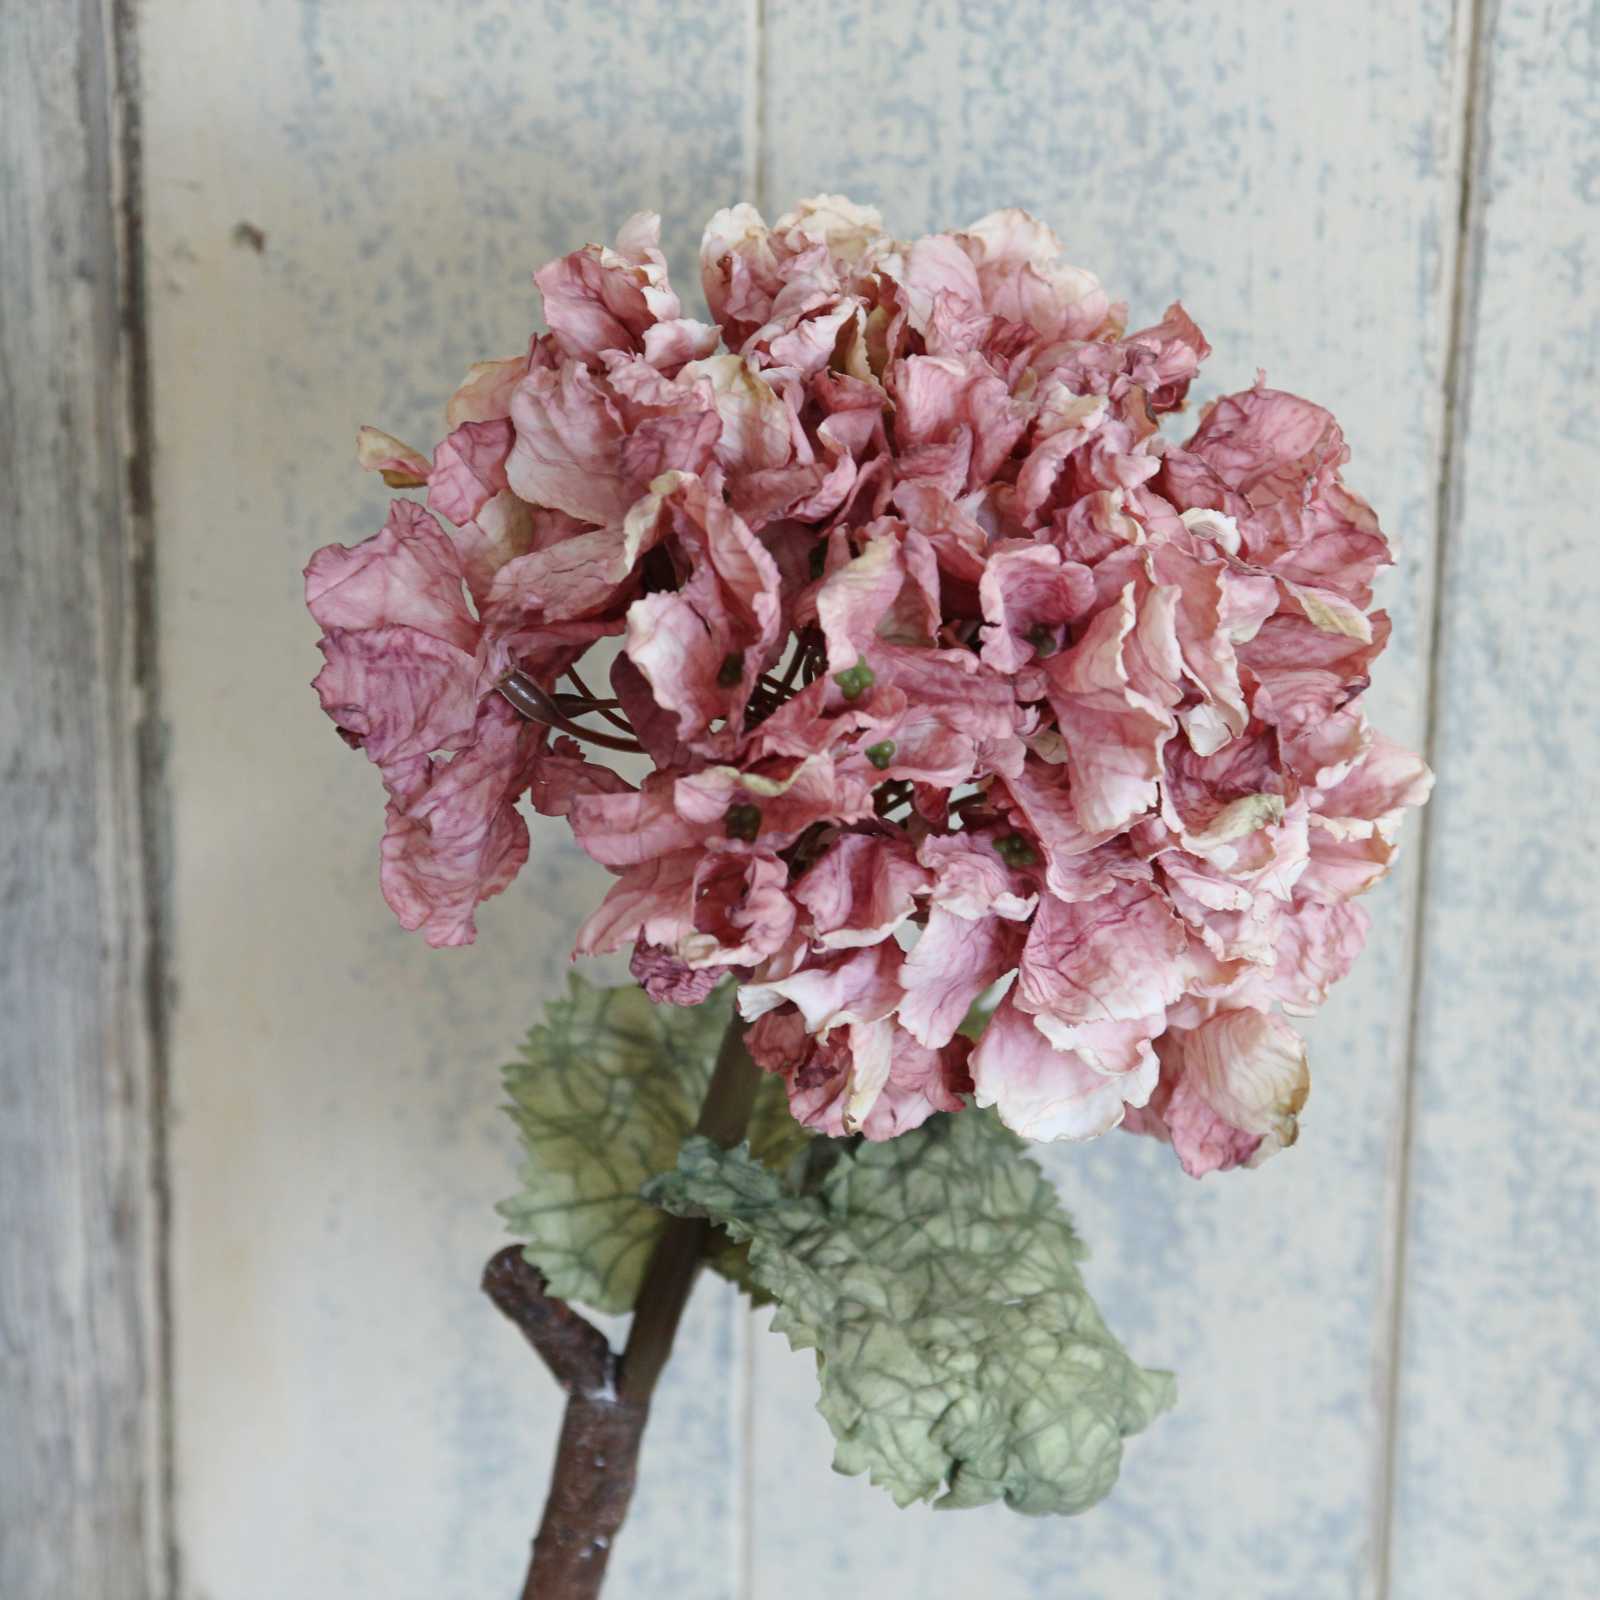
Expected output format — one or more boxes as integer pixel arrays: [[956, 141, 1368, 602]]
[[1388, 3, 1600, 1594], [751, 5, 1469, 1596], [140, 4, 754, 1596]]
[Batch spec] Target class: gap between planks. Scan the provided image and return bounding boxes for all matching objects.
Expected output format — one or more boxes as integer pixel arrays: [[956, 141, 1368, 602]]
[[1370, 1, 1497, 1596]]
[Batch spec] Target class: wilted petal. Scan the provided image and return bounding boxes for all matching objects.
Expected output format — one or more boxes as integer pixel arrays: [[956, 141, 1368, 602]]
[[313, 625, 480, 768], [1015, 879, 1188, 1028], [630, 942, 730, 1005], [682, 850, 797, 967], [356, 426, 430, 487], [794, 832, 929, 949], [1156, 1008, 1311, 1177], [971, 993, 1155, 1141], [378, 698, 543, 948], [305, 499, 477, 653], [899, 907, 1022, 1049], [956, 209, 1115, 341], [1044, 585, 1177, 833], [428, 419, 513, 527], [978, 541, 1095, 673], [507, 363, 635, 525], [737, 942, 901, 1031]]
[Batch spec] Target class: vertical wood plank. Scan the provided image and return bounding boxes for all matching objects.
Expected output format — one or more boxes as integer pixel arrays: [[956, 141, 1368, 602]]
[[1389, 2, 1600, 1592], [750, 4, 1469, 1595], [137, 3, 754, 1596], [0, 3, 164, 1598]]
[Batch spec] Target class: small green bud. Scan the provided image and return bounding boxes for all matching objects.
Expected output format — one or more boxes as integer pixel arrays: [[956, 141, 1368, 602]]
[[1027, 623, 1060, 658], [995, 831, 1039, 868], [717, 651, 745, 688], [833, 662, 876, 701], [865, 739, 897, 771], [724, 802, 762, 842]]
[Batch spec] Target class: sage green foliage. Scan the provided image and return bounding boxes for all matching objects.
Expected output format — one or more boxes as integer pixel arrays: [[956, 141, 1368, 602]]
[[500, 976, 808, 1315], [645, 1112, 1175, 1516]]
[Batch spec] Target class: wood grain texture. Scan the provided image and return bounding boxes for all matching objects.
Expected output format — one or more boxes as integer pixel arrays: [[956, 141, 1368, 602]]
[[752, 5, 1470, 1596], [136, 3, 754, 1596], [0, 3, 165, 1598], [1387, 2, 1600, 1593]]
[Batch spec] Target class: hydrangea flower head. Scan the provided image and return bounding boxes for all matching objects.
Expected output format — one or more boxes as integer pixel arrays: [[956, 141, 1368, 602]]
[[307, 197, 1431, 1176]]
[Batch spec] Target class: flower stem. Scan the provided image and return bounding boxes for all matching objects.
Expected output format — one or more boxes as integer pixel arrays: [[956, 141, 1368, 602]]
[[484, 1012, 760, 1599]]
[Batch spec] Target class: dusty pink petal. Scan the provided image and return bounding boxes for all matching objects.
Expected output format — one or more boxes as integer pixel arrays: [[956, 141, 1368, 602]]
[[899, 907, 1023, 1050], [891, 483, 990, 582], [700, 203, 786, 344], [794, 832, 929, 949], [1168, 384, 1391, 605], [446, 348, 535, 428], [1145, 543, 1258, 756], [1043, 585, 1178, 833], [569, 775, 704, 869], [1014, 879, 1188, 1028], [312, 626, 480, 768], [526, 734, 634, 818], [1027, 1012, 1165, 1076], [305, 499, 477, 653], [641, 316, 722, 370], [622, 477, 781, 735], [609, 653, 691, 768], [630, 942, 730, 1005], [534, 212, 685, 363], [998, 757, 1126, 901], [748, 1007, 968, 1141], [970, 993, 1155, 1141], [916, 832, 1038, 921], [955, 210, 1115, 341], [672, 754, 875, 846], [1313, 730, 1435, 834], [1156, 1008, 1311, 1177], [1300, 732, 1432, 901], [682, 850, 797, 968], [378, 698, 543, 948], [506, 363, 636, 525], [774, 194, 887, 264], [450, 493, 545, 610], [978, 541, 1095, 672], [625, 590, 725, 740], [428, 419, 513, 527], [804, 1024, 970, 1140], [890, 352, 1025, 489], [681, 354, 795, 472], [486, 517, 660, 626], [573, 852, 698, 957], [1300, 825, 1397, 903], [356, 426, 430, 487], [816, 534, 909, 672], [1012, 398, 1117, 526], [888, 233, 984, 339], [736, 941, 902, 1032], [1266, 899, 1369, 1014], [1124, 301, 1210, 412]]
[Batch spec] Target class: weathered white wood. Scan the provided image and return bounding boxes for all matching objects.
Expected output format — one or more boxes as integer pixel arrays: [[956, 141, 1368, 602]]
[[0, 4, 165, 1597], [138, 3, 754, 1595], [1387, 2, 1600, 1592], [750, 5, 1469, 1595]]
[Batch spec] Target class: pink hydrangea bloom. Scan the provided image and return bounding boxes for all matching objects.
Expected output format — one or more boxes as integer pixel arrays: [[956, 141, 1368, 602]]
[[307, 197, 1430, 1170]]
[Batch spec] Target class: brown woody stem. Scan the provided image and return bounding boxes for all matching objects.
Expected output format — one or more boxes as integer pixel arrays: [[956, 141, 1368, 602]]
[[484, 1014, 760, 1600]]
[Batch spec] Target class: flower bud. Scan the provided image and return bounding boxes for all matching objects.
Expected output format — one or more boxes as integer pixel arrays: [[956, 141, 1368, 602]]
[[833, 662, 875, 701]]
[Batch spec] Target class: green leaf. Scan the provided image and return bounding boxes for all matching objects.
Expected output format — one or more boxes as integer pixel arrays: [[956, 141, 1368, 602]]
[[645, 1111, 1175, 1515], [499, 976, 808, 1315]]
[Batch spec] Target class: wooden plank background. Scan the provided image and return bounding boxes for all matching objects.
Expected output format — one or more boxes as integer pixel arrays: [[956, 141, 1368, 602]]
[[5, 0, 1596, 1596], [0, 7, 165, 1600]]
